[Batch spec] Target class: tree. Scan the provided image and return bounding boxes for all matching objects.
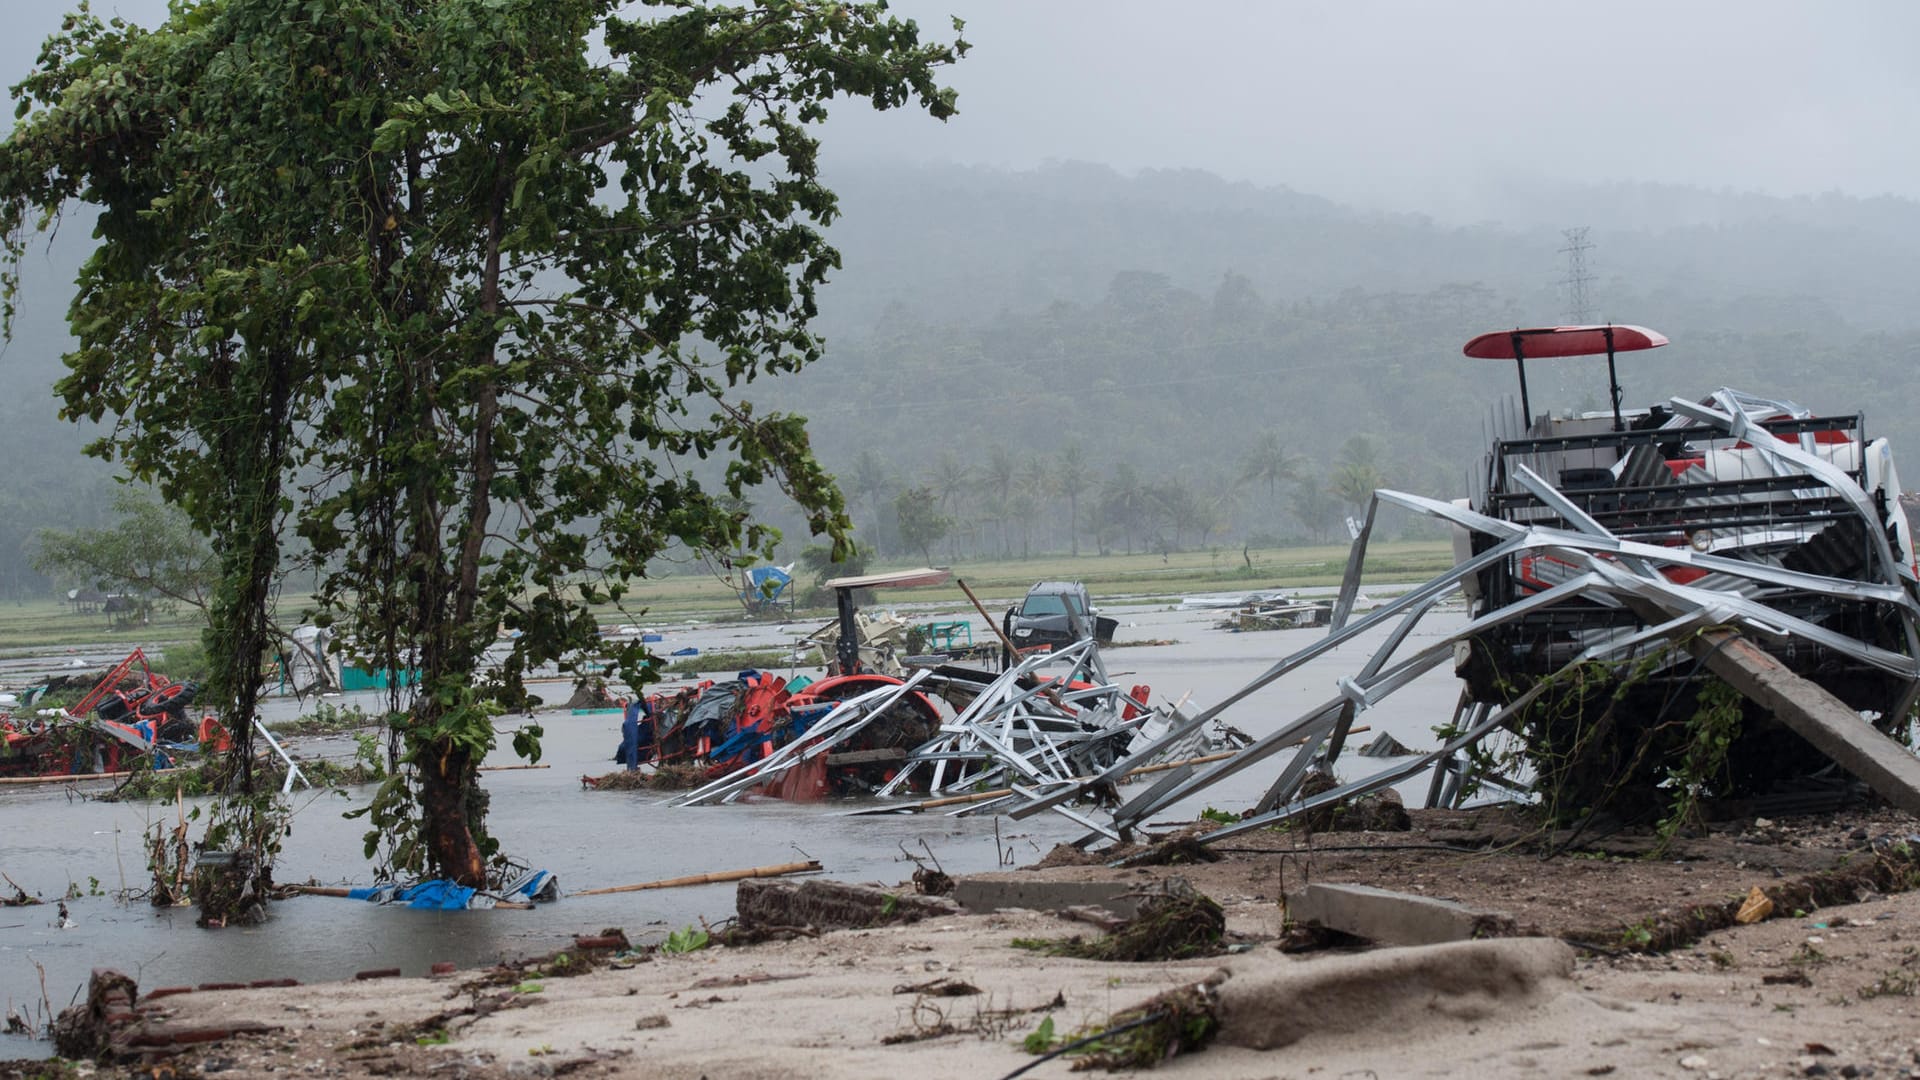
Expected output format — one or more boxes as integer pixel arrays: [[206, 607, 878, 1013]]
[[848, 448, 896, 548], [1290, 479, 1343, 545], [1239, 430, 1302, 501], [1100, 463, 1149, 555], [1329, 435, 1387, 514], [979, 447, 1017, 555], [1329, 462, 1386, 515], [926, 452, 972, 559], [34, 489, 216, 613], [1056, 443, 1090, 557], [3, 0, 966, 886], [893, 486, 950, 565]]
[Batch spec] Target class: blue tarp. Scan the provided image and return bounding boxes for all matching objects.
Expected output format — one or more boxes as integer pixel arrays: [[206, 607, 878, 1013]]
[[740, 566, 793, 607], [342, 871, 556, 909], [346, 880, 476, 910]]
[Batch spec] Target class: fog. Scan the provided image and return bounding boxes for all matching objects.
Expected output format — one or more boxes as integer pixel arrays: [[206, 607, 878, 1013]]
[[12, 1, 1920, 217], [6, 0, 1920, 594], [823, 0, 1920, 217]]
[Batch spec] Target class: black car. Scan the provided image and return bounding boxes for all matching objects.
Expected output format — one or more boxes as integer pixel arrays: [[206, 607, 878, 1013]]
[[1003, 581, 1115, 656]]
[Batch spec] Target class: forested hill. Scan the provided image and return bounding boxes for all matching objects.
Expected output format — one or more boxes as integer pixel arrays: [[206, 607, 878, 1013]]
[[783, 161, 1920, 557], [813, 160, 1920, 335], [5, 160, 1920, 591]]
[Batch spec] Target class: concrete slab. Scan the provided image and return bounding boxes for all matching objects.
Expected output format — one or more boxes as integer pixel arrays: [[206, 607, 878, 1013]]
[[953, 876, 1185, 919], [1286, 882, 1514, 946]]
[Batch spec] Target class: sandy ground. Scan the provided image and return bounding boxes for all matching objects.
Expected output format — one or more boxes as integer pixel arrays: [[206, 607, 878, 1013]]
[[22, 805, 1920, 1080]]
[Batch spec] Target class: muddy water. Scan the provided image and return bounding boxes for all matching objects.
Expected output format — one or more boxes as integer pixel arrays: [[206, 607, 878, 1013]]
[[0, 597, 1467, 1056]]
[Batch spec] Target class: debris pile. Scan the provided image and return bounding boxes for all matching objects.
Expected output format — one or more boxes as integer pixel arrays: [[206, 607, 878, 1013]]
[[1043, 330, 1920, 853]]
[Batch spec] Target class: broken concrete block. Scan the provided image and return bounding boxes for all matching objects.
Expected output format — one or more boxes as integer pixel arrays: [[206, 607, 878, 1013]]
[[952, 876, 1189, 919], [1285, 882, 1514, 946]]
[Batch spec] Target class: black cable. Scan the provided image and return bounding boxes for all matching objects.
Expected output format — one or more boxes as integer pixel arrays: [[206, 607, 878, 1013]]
[[993, 1008, 1169, 1080]]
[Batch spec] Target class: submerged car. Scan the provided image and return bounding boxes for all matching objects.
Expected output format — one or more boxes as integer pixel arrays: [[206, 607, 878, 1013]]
[[1004, 581, 1115, 655]]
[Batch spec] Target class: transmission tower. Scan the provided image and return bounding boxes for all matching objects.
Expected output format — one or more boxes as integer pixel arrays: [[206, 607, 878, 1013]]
[[1559, 226, 1596, 324]]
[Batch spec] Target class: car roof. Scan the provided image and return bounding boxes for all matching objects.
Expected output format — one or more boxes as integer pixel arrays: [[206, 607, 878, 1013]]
[[1026, 581, 1086, 594]]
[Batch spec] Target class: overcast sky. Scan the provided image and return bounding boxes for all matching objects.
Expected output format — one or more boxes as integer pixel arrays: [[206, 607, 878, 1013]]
[[10, 0, 1920, 216]]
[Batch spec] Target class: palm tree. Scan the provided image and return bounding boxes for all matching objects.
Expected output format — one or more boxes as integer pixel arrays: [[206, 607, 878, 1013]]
[[1329, 461, 1385, 515], [928, 453, 971, 515], [927, 453, 973, 560], [1329, 435, 1386, 516], [1013, 458, 1051, 552], [980, 448, 1017, 555], [1101, 463, 1149, 555], [1239, 430, 1302, 501], [849, 449, 893, 544], [1057, 443, 1091, 557]]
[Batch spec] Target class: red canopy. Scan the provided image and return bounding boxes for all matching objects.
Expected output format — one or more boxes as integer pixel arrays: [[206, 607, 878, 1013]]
[[1463, 325, 1668, 360]]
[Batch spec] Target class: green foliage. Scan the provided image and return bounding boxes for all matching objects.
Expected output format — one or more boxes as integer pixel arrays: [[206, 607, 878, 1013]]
[[893, 486, 952, 564], [160, 639, 212, 683], [2, 0, 966, 885], [1655, 678, 1744, 851], [1021, 1016, 1058, 1053], [1198, 806, 1239, 824], [271, 702, 380, 738], [662, 926, 710, 954], [659, 648, 792, 676], [31, 488, 216, 614]]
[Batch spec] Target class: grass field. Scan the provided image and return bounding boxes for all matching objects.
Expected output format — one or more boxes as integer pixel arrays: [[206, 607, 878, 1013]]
[[0, 541, 1455, 653], [0, 599, 207, 653], [598, 540, 1453, 623]]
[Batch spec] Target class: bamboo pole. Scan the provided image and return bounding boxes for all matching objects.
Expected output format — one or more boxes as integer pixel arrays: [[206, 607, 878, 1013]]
[[955, 578, 1023, 662], [0, 766, 191, 787], [477, 763, 551, 772], [282, 883, 532, 909], [568, 859, 822, 897]]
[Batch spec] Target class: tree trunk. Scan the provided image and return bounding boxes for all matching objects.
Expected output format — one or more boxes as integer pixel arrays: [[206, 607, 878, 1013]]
[[417, 163, 510, 889], [420, 740, 485, 886]]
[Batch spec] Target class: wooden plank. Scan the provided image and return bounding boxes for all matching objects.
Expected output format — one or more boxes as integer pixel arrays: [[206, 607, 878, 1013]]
[[570, 860, 822, 897], [1690, 629, 1920, 816], [0, 766, 189, 787]]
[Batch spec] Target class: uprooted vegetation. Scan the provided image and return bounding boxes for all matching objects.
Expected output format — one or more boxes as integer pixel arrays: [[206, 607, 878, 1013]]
[[582, 762, 710, 791], [1012, 880, 1226, 962], [96, 735, 386, 802], [1020, 980, 1221, 1072]]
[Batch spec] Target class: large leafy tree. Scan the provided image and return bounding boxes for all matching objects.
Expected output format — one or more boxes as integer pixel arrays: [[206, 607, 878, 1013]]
[[34, 489, 217, 614], [2, 0, 965, 886]]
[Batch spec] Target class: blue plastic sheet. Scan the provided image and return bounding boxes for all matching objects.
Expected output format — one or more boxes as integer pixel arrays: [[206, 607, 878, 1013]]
[[344, 879, 475, 909], [341, 870, 555, 909]]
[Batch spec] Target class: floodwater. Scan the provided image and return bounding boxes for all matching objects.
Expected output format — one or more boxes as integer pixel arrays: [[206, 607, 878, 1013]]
[[0, 594, 1468, 1056]]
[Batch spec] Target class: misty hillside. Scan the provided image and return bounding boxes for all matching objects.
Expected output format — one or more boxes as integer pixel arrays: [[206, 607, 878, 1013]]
[[815, 161, 1920, 334], [5, 161, 1920, 591]]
